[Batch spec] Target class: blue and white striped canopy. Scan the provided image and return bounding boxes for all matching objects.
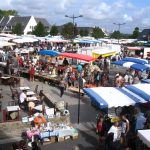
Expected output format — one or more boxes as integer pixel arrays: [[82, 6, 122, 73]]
[[122, 57, 149, 65], [112, 60, 149, 72], [83, 84, 150, 109]]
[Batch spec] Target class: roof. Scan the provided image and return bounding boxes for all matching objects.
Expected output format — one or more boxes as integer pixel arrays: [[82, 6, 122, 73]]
[[60, 52, 96, 62], [35, 18, 50, 27], [7, 16, 31, 30], [0, 16, 9, 27]]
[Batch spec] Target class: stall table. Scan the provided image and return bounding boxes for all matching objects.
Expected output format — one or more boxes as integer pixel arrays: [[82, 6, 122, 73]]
[[138, 129, 150, 148], [1, 76, 11, 85], [20, 86, 30, 90], [67, 87, 84, 96]]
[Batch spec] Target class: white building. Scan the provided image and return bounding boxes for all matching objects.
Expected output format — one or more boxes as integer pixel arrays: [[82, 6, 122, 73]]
[[0, 15, 50, 35]]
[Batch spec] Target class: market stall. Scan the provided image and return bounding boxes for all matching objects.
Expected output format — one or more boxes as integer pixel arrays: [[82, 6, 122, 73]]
[[112, 60, 150, 71], [38, 50, 60, 57], [83, 84, 150, 109], [60, 52, 96, 62]]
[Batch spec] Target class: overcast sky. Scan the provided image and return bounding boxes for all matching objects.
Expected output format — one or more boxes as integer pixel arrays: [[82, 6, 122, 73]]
[[1, 0, 150, 33]]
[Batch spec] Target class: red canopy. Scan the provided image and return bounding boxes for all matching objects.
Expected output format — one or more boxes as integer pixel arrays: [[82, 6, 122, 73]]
[[60, 53, 96, 62], [127, 47, 143, 51]]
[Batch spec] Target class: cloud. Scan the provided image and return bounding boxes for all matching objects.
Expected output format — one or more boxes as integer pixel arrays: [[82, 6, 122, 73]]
[[123, 14, 133, 22], [0, 0, 150, 33]]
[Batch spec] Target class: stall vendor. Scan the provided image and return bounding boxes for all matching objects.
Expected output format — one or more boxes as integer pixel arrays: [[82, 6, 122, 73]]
[[33, 113, 47, 128]]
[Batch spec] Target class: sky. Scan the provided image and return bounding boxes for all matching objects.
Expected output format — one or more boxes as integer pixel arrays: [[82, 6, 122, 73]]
[[1, 0, 150, 33]]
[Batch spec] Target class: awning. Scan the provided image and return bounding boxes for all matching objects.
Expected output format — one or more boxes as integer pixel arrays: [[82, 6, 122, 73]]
[[60, 53, 96, 62], [122, 57, 148, 65], [92, 49, 116, 58], [125, 84, 150, 102], [112, 60, 149, 72], [12, 37, 39, 43], [38, 50, 60, 57], [0, 41, 16, 47], [83, 84, 150, 109]]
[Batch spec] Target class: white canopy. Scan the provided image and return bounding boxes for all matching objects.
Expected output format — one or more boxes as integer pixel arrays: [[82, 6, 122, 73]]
[[0, 41, 16, 47], [12, 37, 39, 43]]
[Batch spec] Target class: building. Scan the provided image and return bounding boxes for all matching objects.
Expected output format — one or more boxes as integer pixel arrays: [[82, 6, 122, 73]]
[[0, 16, 50, 35], [139, 29, 150, 41]]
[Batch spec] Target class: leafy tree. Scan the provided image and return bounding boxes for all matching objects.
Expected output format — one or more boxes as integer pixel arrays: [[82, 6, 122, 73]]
[[91, 27, 105, 39], [110, 31, 121, 39], [50, 25, 58, 36], [79, 29, 89, 36], [32, 22, 47, 37], [12, 23, 23, 35], [132, 27, 140, 39], [61, 22, 78, 39], [0, 9, 18, 18]]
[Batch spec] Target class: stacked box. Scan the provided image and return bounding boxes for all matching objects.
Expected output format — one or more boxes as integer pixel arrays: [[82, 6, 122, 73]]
[[58, 137, 65, 142], [50, 136, 56, 143]]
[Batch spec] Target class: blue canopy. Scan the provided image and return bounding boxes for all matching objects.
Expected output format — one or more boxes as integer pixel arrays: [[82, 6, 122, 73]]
[[77, 40, 100, 44], [38, 50, 60, 57], [130, 64, 149, 72], [122, 57, 149, 65], [112, 60, 149, 72], [83, 84, 150, 109]]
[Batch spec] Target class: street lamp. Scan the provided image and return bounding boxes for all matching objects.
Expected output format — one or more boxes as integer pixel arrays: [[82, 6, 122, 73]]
[[113, 22, 126, 43], [65, 14, 83, 51], [78, 74, 83, 124]]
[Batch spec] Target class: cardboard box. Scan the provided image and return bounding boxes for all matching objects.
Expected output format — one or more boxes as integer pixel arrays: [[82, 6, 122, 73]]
[[71, 135, 78, 140], [50, 136, 56, 143], [58, 137, 65, 142]]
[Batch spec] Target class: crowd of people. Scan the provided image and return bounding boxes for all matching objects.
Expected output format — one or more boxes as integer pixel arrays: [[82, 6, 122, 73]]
[[96, 107, 150, 150]]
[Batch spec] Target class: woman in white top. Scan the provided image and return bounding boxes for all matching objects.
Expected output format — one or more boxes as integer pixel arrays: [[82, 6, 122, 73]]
[[108, 121, 120, 142]]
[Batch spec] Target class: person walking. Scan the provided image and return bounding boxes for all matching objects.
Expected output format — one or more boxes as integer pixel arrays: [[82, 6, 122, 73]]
[[59, 77, 66, 97]]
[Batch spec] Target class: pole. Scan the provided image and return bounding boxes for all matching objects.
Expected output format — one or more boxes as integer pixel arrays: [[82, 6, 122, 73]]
[[113, 23, 126, 44], [78, 80, 81, 124]]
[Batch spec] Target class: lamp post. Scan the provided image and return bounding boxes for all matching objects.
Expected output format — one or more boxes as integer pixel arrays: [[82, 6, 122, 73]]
[[78, 74, 83, 124], [65, 14, 83, 51], [113, 22, 126, 43]]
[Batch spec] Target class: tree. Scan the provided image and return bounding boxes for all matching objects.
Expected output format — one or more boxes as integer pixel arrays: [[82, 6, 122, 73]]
[[32, 22, 47, 37], [110, 31, 121, 39], [79, 29, 89, 37], [12, 23, 23, 35], [91, 27, 105, 39], [50, 25, 58, 36], [132, 27, 140, 39], [61, 22, 78, 39], [0, 9, 18, 18]]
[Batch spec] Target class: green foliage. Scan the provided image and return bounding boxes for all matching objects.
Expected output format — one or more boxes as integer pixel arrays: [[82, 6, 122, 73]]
[[131, 27, 140, 39], [12, 23, 23, 35], [0, 9, 18, 17], [110, 31, 121, 39], [61, 22, 78, 39], [79, 29, 89, 36], [50, 25, 58, 36], [91, 27, 105, 39], [32, 22, 47, 37]]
